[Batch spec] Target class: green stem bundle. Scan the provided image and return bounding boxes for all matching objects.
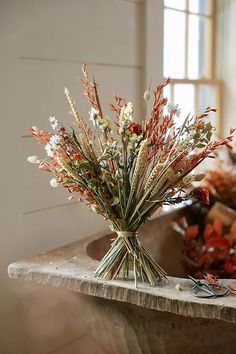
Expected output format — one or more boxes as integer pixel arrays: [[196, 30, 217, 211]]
[[94, 231, 167, 286]]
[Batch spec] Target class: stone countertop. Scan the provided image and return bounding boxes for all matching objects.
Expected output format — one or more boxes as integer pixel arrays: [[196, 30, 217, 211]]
[[8, 228, 236, 324]]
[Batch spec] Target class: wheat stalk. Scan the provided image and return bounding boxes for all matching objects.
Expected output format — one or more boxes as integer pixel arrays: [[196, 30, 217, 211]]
[[131, 139, 149, 191], [145, 163, 164, 191]]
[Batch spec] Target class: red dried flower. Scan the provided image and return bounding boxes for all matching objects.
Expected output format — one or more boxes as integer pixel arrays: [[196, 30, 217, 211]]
[[127, 123, 142, 135], [190, 187, 210, 205], [224, 260, 234, 274], [207, 236, 230, 250]]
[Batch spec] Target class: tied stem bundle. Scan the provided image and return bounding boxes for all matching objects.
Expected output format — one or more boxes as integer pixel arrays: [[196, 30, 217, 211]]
[[94, 231, 167, 287]]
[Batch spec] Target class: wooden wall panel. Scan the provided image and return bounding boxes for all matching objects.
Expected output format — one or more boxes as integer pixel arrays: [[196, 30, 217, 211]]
[[18, 204, 108, 261], [0, 0, 146, 268], [18, 60, 141, 136], [2, 0, 142, 67]]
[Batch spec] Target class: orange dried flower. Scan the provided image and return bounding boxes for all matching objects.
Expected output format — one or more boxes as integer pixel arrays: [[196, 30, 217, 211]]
[[72, 152, 83, 161], [230, 221, 236, 240], [213, 219, 223, 236], [203, 223, 215, 241], [195, 122, 204, 130], [186, 225, 199, 239], [203, 170, 236, 206], [204, 273, 219, 286], [30, 127, 51, 145], [227, 283, 236, 294]]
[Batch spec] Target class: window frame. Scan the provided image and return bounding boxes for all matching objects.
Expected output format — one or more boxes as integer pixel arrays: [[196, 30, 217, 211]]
[[163, 0, 221, 134]]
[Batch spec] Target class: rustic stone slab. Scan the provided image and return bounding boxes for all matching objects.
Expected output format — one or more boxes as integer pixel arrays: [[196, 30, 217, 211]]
[[8, 206, 236, 324]]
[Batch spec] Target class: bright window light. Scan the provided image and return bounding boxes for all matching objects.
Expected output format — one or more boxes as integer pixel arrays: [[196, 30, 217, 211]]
[[163, 0, 220, 132], [164, 9, 186, 78]]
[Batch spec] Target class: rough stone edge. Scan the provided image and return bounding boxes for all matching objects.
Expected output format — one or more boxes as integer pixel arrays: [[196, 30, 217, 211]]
[[8, 264, 236, 324]]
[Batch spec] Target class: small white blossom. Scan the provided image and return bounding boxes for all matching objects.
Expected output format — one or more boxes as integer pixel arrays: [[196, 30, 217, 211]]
[[167, 103, 181, 117], [124, 102, 134, 116], [49, 116, 59, 131], [119, 102, 134, 134], [45, 143, 54, 157], [68, 195, 74, 200], [27, 155, 41, 164], [208, 247, 215, 253], [143, 90, 150, 102], [89, 107, 99, 125], [50, 178, 58, 188], [49, 134, 61, 148], [45, 134, 62, 157]]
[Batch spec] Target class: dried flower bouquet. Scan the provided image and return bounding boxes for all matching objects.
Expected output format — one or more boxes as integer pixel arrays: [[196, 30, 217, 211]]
[[28, 65, 234, 286]]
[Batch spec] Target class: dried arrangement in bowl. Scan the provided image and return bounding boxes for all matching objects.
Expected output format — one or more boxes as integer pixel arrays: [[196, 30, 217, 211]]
[[28, 65, 234, 286], [176, 202, 236, 278], [199, 147, 236, 209]]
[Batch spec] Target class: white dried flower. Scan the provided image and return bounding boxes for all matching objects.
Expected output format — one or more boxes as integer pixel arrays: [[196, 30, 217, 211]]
[[89, 107, 99, 125], [119, 102, 134, 134], [143, 90, 150, 102], [27, 155, 41, 164], [50, 178, 58, 188], [45, 134, 62, 157], [49, 135, 61, 148], [45, 143, 54, 157], [124, 101, 134, 116], [167, 103, 181, 117], [49, 116, 59, 131]]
